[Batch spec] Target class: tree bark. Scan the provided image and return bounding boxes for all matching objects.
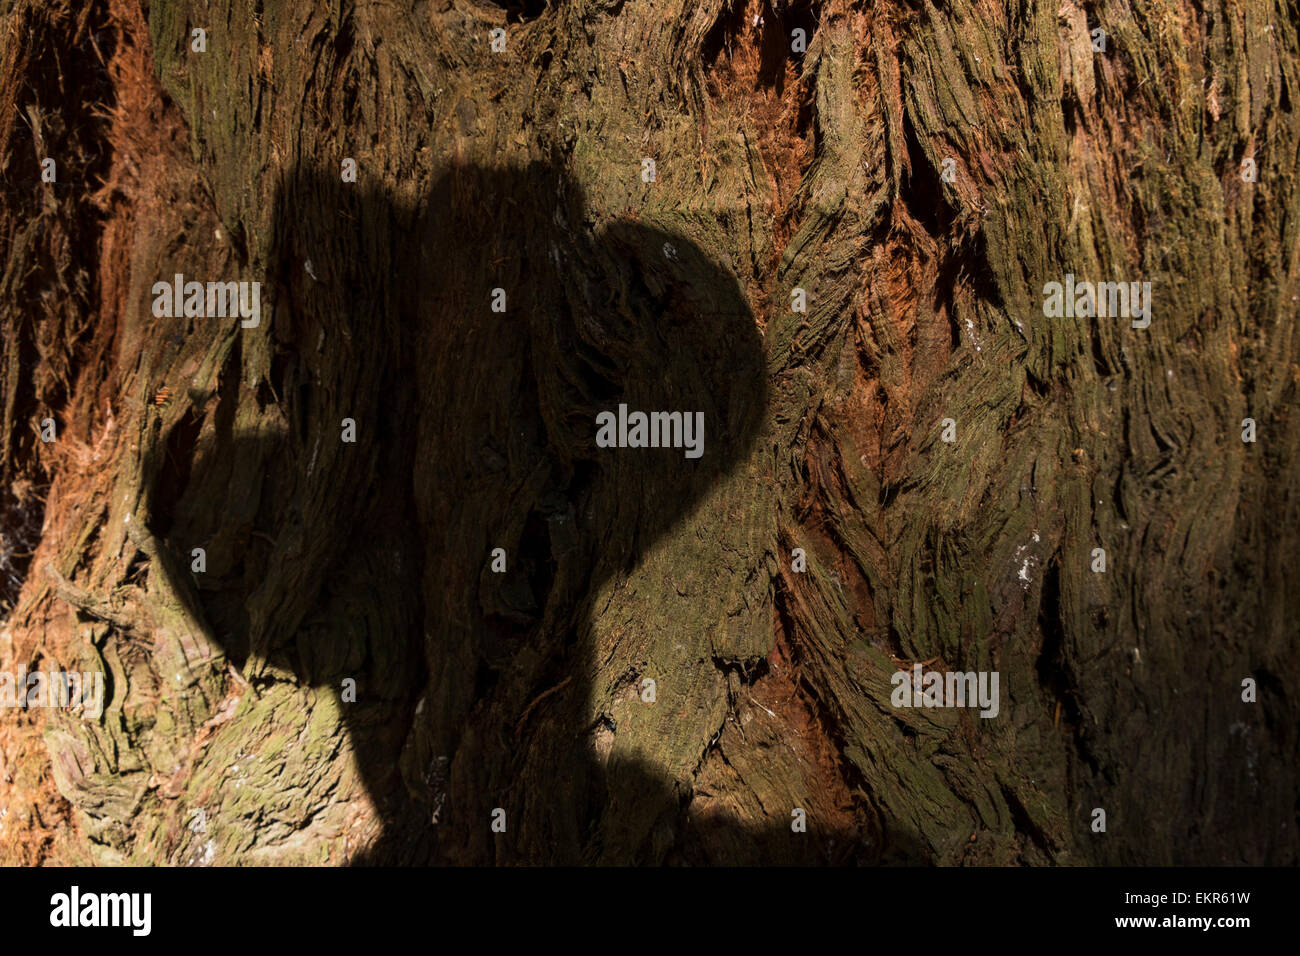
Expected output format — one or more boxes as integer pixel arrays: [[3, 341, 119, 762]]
[[1, 0, 1297, 865]]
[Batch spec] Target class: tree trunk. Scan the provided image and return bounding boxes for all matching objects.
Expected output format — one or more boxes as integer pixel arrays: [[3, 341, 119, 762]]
[[1, 0, 1297, 865]]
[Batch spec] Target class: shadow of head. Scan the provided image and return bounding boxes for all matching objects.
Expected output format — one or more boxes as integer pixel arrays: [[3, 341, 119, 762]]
[[140, 159, 889, 863]]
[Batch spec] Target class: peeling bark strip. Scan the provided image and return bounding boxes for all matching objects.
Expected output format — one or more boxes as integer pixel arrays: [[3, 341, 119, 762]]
[[0, 0, 1297, 866]]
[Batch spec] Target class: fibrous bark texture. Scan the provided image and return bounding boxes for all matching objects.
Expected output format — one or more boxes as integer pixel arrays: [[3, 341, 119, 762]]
[[0, 0, 1297, 865]]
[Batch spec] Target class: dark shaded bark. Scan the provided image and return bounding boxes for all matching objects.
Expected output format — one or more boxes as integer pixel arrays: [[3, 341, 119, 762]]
[[0, 0, 1297, 865]]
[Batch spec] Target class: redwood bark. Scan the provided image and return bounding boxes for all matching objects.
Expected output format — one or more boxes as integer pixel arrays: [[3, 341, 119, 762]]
[[0, 0, 1297, 865]]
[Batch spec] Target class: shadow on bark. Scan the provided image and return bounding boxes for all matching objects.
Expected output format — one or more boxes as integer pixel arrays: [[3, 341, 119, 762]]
[[141, 158, 925, 865]]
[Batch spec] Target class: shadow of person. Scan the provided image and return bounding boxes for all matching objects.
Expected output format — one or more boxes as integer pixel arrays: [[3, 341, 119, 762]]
[[141, 157, 903, 864]]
